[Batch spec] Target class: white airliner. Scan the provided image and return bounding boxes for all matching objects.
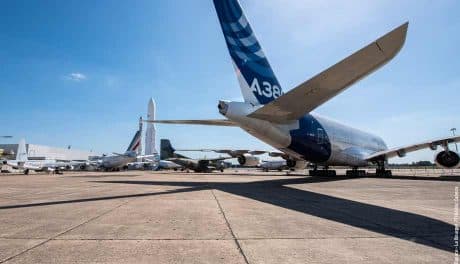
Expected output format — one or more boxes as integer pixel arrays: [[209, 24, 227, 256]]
[[95, 129, 153, 171], [5, 139, 72, 174], [259, 160, 289, 172], [146, 0, 459, 177]]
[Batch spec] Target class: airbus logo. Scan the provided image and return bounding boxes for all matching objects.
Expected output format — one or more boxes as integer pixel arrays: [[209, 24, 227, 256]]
[[250, 78, 282, 99]]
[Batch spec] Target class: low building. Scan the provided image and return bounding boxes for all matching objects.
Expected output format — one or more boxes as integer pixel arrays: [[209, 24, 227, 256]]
[[0, 144, 94, 161]]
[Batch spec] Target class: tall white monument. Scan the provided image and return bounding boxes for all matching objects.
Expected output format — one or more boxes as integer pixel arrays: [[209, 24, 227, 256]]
[[145, 98, 156, 155]]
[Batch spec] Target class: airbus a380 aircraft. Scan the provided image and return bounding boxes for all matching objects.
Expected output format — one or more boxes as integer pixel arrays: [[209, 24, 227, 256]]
[[147, 0, 460, 177]]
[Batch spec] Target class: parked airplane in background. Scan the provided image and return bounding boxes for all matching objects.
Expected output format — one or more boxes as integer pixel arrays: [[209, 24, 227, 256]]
[[96, 129, 145, 171], [5, 139, 70, 174], [259, 160, 288, 172], [176, 148, 285, 167], [160, 139, 231, 172], [145, 0, 460, 177], [158, 159, 183, 171]]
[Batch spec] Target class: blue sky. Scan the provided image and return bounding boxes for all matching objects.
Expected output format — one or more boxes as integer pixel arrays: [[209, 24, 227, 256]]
[[1, 0, 458, 163]]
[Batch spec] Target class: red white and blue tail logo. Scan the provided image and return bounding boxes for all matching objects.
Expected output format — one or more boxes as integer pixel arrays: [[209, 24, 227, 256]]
[[126, 130, 141, 152]]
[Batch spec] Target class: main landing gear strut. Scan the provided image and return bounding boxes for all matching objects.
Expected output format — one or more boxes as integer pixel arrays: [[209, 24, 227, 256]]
[[375, 160, 392, 177]]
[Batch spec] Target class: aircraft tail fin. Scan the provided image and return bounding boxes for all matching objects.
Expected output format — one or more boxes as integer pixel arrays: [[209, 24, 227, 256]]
[[126, 130, 141, 153], [213, 0, 283, 105], [16, 138, 28, 162], [160, 139, 188, 160]]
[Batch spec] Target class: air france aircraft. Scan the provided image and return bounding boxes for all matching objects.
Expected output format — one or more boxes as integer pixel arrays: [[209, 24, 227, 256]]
[[96, 130, 143, 171], [146, 0, 460, 177]]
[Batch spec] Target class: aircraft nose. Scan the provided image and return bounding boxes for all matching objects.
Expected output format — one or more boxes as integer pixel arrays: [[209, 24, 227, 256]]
[[218, 100, 229, 115]]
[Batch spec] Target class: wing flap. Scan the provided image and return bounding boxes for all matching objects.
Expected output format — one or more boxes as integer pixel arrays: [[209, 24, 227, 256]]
[[366, 135, 460, 161], [248, 22, 408, 123]]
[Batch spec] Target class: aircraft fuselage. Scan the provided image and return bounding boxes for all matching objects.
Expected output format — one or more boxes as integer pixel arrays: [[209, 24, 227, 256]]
[[220, 101, 387, 166]]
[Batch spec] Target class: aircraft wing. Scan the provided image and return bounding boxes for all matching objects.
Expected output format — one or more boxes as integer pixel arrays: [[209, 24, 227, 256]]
[[137, 154, 157, 159], [248, 22, 408, 123], [365, 135, 460, 161], [176, 149, 284, 157], [177, 149, 265, 156], [143, 119, 237, 127]]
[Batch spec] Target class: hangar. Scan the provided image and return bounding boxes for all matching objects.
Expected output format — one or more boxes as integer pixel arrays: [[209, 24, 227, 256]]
[[0, 143, 95, 161]]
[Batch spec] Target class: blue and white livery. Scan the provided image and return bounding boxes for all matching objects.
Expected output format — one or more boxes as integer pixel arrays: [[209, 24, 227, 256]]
[[214, 0, 282, 105], [146, 0, 460, 176]]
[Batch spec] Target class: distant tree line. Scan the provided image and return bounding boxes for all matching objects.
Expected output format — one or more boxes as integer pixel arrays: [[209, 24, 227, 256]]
[[388, 161, 435, 168]]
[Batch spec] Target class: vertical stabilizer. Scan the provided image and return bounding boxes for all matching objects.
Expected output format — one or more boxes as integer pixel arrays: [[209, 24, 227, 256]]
[[145, 98, 157, 155], [213, 0, 283, 105], [126, 130, 141, 153], [160, 139, 174, 160], [16, 138, 28, 162], [160, 139, 188, 160]]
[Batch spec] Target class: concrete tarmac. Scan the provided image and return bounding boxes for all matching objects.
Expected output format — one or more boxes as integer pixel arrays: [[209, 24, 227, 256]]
[[0, 169, 458, 263]]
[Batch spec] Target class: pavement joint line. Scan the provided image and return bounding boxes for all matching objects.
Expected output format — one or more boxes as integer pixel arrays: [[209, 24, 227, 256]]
[[0, 199, 131, 264], [211, 189, 250, 264], [1, 234, 449, 241]]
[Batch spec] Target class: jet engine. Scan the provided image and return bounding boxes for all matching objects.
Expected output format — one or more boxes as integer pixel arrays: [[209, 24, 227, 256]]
[[286, 159, 308, 170], [237, 154, 259, 166], [435, 151, 460, 168]]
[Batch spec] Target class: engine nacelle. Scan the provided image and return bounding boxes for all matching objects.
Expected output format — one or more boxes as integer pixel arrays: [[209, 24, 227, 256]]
[[286, 159, 307, 170], [237, 154, 259, 166], [435, 151, 460, 169]]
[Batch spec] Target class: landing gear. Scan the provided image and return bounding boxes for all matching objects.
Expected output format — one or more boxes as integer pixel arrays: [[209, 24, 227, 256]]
[[375, 161, 392, 177], [24, 169, 29, 175], [346, 167, 366, 177], [309, 166, 336, 177]]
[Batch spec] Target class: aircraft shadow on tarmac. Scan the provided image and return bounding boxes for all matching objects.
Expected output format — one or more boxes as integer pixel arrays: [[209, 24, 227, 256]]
[[0, 175, 454, 253], [93, 177, 454, 252]]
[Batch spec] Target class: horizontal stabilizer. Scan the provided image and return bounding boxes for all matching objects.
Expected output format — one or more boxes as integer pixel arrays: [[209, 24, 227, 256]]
[[143, 119, 237, 127], [248, 22, 408, 123], [176, 149, 282, 157]]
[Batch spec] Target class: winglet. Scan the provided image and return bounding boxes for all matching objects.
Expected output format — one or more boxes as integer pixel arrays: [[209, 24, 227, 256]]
[[376, 22, 408, 61]]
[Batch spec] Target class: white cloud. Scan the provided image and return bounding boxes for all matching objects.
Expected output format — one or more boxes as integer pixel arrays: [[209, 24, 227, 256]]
[[65, 72, 87, 82]]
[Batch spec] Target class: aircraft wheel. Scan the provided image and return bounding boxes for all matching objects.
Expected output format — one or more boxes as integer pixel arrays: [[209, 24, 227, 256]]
[[376, 169, 392, 177], [24, 169, 29, 175]]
